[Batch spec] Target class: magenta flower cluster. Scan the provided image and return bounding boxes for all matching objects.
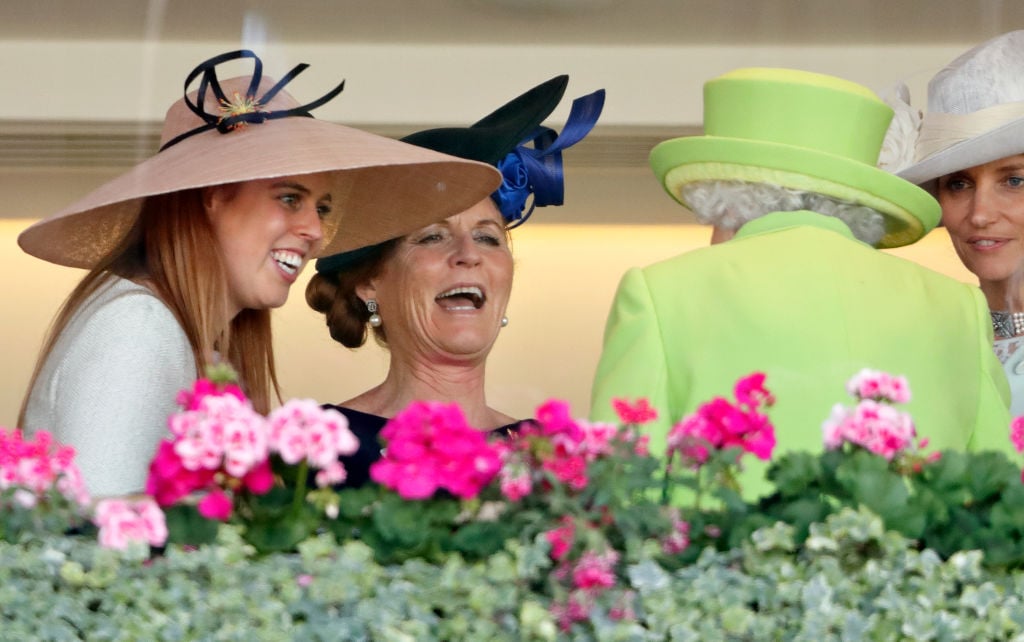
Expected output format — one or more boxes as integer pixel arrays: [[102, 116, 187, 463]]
[[823, 369, 920, 460], [1010, 415, 1024, 483], [0, 427, 89, 510], [369, 401, 503, 500], [146, 379, 357, 521], [665, 372, 777, 467], [497, 399, 650, 503], [519, 398, 667, 632]]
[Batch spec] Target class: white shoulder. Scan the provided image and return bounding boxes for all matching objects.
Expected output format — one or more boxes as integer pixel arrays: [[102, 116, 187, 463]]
[[23, 278, 197, 497]]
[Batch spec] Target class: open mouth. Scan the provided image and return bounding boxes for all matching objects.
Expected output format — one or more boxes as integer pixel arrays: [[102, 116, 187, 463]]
[[271, 250, 303, 276], [436, 286, 485, 310]]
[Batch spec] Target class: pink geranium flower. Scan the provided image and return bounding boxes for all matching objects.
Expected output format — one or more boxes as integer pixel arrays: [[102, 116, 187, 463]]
[[197, 488, 234, 521], [665, 373, 777, 467], [734, 373, 775, 411], [545, 517, 576, 562], [0, 427, 89, 508], [94, 497, 168, 550], [370, 401, 502, 500], [571, 548, 619, 591], [846, 368, 912, 404], [267, 399, 358, 469], [498, 455, 533, 501], [314, 461, 348, 488], [145, 378, 280, 526], [661, 508, 691, 555], [611, 398, 658, 425], [145, 439, 216, 506], [824, 371, 918, 460], [1012, 416, 1024, 454]]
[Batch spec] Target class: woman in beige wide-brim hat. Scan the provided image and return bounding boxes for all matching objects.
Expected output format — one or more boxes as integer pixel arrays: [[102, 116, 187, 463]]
[[887, 31, 1024, 415], [17, 50, 498, 498]]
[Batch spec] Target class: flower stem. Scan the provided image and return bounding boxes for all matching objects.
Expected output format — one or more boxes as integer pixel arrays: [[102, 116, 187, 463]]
[[292, 460, 309, 515], [662, 451, 674, 505]]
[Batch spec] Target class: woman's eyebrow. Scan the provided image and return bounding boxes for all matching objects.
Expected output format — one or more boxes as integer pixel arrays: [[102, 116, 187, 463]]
[[272, 180, 332, 201]]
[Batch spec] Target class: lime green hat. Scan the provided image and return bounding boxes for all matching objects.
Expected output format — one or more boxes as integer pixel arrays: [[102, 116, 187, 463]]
[[649, 68, 940, 248]]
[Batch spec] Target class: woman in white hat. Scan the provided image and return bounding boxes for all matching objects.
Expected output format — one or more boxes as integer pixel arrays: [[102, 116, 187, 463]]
[[16, 50, 498, 497], [892, 31, 1024, 416]]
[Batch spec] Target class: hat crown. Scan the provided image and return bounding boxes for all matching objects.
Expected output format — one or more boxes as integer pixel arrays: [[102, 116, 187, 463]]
[[927, 30, 1024, 115], [159, 75, 300, 148], [703, 68, 892, 166]]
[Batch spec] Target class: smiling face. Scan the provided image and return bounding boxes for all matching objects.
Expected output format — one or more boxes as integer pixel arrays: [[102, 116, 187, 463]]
[[938, 154, 1024, 309], [205, 173, 333, 318], [359, 199, 513, 365]]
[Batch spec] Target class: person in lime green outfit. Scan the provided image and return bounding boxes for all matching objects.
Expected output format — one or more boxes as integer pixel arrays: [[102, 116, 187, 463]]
[[589, 68, 1012, 498]]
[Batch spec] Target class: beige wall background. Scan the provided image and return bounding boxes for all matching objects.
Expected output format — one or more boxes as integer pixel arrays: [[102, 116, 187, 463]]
[[0, 2, 1005, 426]]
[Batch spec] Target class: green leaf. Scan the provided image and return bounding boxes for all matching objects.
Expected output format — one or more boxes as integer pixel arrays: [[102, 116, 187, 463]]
[[373, 498, 427, 545], [163, 504, 219, 546], [242, 516, 315, 554], [335, 485, 381, 520], [767, 452, 823, 497], [963, 452, 1019, 501], [834, 450, 909, 520], [448, 522, 514, 559]]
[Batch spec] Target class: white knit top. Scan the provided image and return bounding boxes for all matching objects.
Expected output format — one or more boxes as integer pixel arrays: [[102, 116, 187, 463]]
[[23, 277, 196, 498]]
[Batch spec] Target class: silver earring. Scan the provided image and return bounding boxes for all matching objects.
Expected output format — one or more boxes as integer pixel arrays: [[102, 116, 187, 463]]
[[500, 316, 509, 328], [367, 299, 382, 328]]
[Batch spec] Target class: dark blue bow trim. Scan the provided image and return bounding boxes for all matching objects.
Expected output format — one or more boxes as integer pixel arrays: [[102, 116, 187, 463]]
[[159, 49, 346, 152], [492, 88, 605, 228]]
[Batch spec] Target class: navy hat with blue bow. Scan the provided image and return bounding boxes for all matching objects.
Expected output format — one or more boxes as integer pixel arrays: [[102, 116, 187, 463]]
[[315, 75, 605, 274]]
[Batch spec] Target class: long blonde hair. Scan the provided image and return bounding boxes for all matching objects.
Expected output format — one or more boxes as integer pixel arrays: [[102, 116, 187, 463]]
[[19, 187, 280, 424]]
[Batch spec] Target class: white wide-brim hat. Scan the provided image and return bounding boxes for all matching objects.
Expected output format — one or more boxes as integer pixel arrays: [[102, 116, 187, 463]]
[[895, 30, 1024, 192], [17, 50, 500, 269]]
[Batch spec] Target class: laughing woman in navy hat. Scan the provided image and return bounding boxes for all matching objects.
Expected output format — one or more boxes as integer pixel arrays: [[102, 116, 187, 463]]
[[306, 76, 604, 486]]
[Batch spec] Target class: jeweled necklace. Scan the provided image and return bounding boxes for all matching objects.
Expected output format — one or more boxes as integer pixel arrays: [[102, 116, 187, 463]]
[[991, 310, 1024, 339]]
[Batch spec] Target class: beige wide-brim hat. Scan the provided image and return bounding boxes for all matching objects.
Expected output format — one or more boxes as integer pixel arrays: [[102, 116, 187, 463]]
[[896, 30, 1024, 193], [18, 51, 500, 269]]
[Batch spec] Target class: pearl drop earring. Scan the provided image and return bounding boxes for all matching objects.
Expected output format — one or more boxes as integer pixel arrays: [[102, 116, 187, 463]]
[[367, 299, 382, 328], [500, 316, 509, 328]]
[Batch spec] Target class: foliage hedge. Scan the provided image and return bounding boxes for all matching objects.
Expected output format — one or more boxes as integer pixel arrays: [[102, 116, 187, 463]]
[[5, 507, 1024, 641]]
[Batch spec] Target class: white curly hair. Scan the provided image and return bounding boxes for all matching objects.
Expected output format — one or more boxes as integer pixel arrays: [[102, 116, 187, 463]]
[[680, 180, 887, 246]]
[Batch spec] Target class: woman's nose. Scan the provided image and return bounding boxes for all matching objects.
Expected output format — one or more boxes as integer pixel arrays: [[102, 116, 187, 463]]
[[294, 206, 324, 243], [968, 186, 999, 228], [451, 234, 482, 266]]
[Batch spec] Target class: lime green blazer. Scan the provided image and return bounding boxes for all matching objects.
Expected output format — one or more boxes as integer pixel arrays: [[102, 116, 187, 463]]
[[590, 211, 1012, 496]]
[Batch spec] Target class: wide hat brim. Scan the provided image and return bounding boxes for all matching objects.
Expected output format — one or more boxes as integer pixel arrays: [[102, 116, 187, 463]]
[[651, 136, 941, 248], [17, 61, 501, 269], [18, 120, 499, 268], [897, 116, 1024, 192]]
